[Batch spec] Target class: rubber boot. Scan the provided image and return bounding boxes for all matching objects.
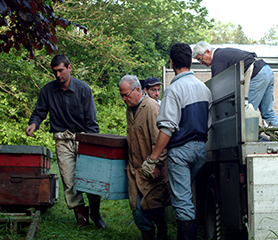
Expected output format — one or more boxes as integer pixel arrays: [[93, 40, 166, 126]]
[[142, 228, 156, 240], [176, 219, 197, 240], [155, 216, 168, 240], [89, 197, 106, 228], [74, 205, 89, 226]]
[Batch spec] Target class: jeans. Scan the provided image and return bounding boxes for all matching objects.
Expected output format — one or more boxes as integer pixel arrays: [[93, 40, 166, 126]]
[[249, 65, 278, 127], [167, 141, 206, 221], [132, 191, 165, 231]]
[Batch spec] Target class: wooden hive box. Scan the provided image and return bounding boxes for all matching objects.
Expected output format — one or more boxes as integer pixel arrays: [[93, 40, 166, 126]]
[[74, 133, 128, 200], [0, 145, 59, 207]]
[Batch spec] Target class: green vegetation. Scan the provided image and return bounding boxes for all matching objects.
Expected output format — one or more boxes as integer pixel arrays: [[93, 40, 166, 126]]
[[0, 0, 278, 239], [0, 0, 213, 159]]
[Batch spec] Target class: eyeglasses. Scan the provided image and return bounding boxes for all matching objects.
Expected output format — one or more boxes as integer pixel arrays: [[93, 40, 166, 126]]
[[149, 88, 162, 93], [197, 55, 204, 63], [120, 88, 135, 98]]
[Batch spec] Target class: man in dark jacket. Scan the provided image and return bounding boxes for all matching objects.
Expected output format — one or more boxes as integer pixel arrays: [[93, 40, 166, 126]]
[[25, 55, 106, 228], [192, 41, 278, 127]]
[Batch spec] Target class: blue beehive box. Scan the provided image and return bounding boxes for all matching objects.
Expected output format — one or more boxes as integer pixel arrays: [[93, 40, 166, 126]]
[[74, 133, 128, 200]]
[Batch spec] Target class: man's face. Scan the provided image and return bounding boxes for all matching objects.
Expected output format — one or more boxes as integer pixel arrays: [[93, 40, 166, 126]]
[[120, 81, 141, 107], [196, 50, 212, 67], [52, 63, 72, 85], [144, 84, 162, 102]]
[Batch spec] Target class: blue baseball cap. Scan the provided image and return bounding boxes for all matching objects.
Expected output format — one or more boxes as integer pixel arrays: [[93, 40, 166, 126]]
[[144, 77, 163, 88]]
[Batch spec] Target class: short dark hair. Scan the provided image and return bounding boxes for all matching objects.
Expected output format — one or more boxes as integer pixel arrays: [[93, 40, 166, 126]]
[[170, 43, 192, 69], [51, 55, 70, 68]]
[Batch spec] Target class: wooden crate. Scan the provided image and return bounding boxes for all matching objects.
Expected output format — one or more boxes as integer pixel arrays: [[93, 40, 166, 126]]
[[74, 133, 128, 200], [0, 145, 52, 175], [0, 173, 58, 206], [0, 145, 58, 207], [76, 133, 128, 160]]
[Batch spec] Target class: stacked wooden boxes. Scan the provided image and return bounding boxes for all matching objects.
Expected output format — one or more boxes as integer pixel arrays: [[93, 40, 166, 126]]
[[74, 133, 128, 200], [0, 145, 58, 207]]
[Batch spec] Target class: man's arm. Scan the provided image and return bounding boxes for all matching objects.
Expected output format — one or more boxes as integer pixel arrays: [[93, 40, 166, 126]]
[[83, 86, 99, 133], [141, 130, 170, 179], [150, 131, 171, 162]]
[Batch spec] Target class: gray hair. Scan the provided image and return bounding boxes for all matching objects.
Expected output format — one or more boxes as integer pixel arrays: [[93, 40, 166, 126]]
[[119, 75, 141, 90], [192, 41, 214, 59]]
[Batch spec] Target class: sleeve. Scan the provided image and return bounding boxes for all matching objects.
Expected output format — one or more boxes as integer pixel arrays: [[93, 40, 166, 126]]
[[156, 93, 181, 137], [28, 88, 49, 130], [148, 103, 167, 165], [83, 86, 99, 133]]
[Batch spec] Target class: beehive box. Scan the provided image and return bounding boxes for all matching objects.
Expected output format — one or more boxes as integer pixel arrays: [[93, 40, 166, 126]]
[[0, 145, 58, 207], [0, 145, 52, 175], [74, 133, 128, 200]]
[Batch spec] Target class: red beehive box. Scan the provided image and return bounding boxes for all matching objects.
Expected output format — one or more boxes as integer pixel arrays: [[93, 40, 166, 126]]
[[0, 145, 58, 207], [0, 145, 52, 175], [76, 133, 128, 160]]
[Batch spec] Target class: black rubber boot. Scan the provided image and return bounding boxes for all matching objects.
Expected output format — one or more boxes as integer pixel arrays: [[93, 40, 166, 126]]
[[155, 216, 168, 240], [88, 196, 106, 229], [73, 205, 89, 227], [176, 219, 197, 240], [142, 228, 156, 240]]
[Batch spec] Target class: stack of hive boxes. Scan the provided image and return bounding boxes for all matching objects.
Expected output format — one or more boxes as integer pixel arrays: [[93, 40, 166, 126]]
[[0, 145, 58, 207]]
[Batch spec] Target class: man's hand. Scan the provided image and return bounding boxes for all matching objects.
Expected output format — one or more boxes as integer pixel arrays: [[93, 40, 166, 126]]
[[141, 156, 159, 179], [153, 166, 161, 179], [25, 123, 36, 137]]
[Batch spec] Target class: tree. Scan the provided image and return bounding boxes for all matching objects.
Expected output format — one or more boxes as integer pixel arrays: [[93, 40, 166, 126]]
[[0, 0, 87, 58], [259, 25, 278, 45], [54, 0, 212, 80], [205, 21, 255, 44], [233, 25, 250, 44], [0, 0, 213, 147]]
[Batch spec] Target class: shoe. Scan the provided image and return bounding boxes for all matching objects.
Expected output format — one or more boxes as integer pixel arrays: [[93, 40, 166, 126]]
[[74, 205, 89, 227], [88, 196, 106, 229]]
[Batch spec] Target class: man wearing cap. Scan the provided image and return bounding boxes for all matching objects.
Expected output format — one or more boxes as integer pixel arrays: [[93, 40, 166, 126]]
[[144, 77, 163, 105]]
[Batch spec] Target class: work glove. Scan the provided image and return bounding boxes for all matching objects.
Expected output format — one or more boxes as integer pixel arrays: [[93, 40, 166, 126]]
[[53, 130, 76, 140], [63, 130, 76, 140], [141, 156, 159, 179]]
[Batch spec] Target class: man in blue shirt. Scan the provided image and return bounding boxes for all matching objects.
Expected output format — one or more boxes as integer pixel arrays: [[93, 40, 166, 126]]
[[25, 55, 106, 228]]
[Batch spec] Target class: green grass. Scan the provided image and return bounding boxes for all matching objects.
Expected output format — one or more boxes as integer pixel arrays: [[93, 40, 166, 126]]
[[0, 161, 207, 240]]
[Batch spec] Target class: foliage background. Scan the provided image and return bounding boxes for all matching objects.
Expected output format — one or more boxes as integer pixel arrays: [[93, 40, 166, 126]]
[[1, 0, 276, 154], [0, 0, 214, 156], [0, 0, 277, 239]]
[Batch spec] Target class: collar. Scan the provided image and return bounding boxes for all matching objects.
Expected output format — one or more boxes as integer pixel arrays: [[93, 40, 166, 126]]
[[54, 76, 75, 92], [171, 71, 194, 84], [211, 48, 217, 60], [135, 94, 145, 106]]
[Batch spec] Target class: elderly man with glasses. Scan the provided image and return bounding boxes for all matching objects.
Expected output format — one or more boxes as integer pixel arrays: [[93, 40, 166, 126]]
[[144, 77, 163, 105], [192, 41, 278, 128], [119, 75, 170, 240]]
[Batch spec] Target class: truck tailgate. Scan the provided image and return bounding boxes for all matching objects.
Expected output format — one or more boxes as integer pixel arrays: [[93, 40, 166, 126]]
[[247, 153, 278, 239]]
